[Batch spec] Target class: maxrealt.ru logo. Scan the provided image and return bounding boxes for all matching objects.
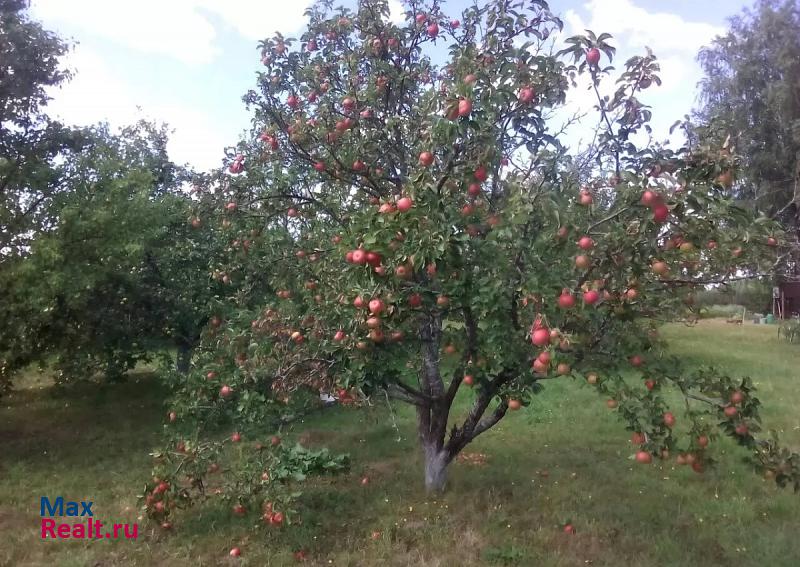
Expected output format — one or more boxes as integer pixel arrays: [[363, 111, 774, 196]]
[[40, 497, 138, 540]]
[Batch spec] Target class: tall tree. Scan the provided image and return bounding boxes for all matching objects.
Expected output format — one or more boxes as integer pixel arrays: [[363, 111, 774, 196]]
[[695, 0, 800, 242], [0, 0, 78, 258]]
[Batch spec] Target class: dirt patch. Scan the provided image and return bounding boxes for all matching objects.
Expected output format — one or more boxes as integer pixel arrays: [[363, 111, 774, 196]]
[[297, 429, 341, 445], [0, 507, 31, 532], [364, 457, 404, 476]]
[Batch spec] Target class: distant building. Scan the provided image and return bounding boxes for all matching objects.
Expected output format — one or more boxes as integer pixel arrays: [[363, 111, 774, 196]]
[[775, 281, 800, 318]]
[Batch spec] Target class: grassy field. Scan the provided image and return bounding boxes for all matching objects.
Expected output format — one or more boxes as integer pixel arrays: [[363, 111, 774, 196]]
[[1, 319, 799, 566]]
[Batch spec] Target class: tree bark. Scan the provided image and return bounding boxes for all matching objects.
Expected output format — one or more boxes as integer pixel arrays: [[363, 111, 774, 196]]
[[422, 439, 449, 493]]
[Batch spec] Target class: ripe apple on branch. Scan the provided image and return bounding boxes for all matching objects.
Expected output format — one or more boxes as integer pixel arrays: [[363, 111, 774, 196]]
[[148, 0, 797, 530]]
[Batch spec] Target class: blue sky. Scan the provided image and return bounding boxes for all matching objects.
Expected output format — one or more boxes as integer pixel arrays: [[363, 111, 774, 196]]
[[29, 0, 752, 172]]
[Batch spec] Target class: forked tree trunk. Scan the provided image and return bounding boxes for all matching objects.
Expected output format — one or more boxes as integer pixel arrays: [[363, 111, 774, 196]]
[[410, 310, 511, 493]]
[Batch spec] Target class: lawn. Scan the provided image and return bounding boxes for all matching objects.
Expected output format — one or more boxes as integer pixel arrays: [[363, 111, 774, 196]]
[[1, 320, 798, 566]]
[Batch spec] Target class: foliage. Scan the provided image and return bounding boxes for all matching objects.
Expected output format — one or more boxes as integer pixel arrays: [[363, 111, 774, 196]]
[[695, 0, 800, 249], [778, 318, 800, 343], [698, 304, 746, 320], [150, 0, 798, 535], [0, 122, 226, 384], [695, 278, 772, 313], [0, 0, 76, 258]]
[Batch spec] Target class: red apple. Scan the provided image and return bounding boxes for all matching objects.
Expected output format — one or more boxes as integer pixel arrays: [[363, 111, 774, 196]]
[[220, 385, 233, 398], [229, 547, 242, 558], [575, 255, 591, 269], [663, 412, 676, 428], [586, 47, 601, 66], [474, 166, 488, 182], [397, 197, 413, 212], [518, 86, 535, 103], [641, 190, 659, 207], [578, 236, 594, 250], [508, 399, 522, 411], [652, 203, 669, 223], [408, 293, 423, 308], [583, 290, 599, 305], [352, 249, 367, 264], [635, 450, 652, 464], [651, 260, 669, 276], [531, 328, 550, 347], [419, 151, 434, 167], [458, 98, 472, 117], [462, 375, 474, 386], [558, 290, 576, 309], [368, 298, 385, 314]]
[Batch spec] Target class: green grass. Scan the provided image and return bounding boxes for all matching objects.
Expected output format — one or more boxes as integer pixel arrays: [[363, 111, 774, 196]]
[[1, 320, 798, 566]]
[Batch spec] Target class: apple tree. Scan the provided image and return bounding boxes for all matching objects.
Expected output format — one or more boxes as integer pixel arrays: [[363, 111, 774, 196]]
[[150, 0, 798, 529]]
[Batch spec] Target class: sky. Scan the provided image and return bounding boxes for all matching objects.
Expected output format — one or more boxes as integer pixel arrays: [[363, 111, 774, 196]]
[[28, 0, 753, 173]]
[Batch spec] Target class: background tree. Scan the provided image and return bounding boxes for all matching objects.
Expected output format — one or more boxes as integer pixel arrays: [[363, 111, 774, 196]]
[[0, 0, 77, 258], [0, 122, 227, 383], [147, 0, 797, 533], [695, 0, 800, 252]]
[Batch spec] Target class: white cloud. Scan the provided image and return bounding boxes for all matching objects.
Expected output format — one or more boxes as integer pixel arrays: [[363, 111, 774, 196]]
[[31, 0, 219, 64], [45, 45, 239, 171], [557, 0, 724, 149], [387, 0, 406, 24], [30, 0, 313, 64], [197, 0, 313, 41], [564, 0, 721, 57]]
